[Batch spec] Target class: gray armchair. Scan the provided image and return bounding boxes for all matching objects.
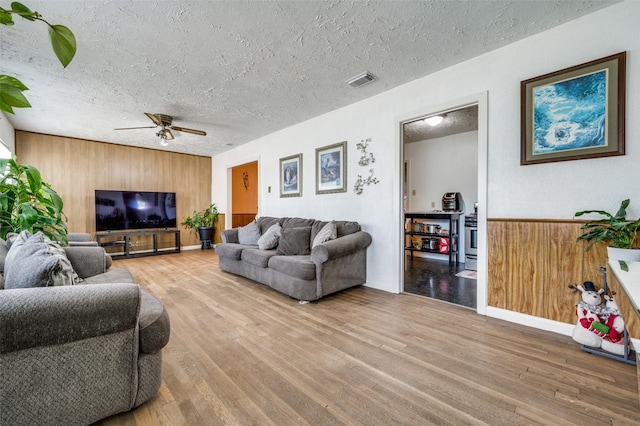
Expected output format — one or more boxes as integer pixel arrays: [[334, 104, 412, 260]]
[[0, 240, 170, 426]]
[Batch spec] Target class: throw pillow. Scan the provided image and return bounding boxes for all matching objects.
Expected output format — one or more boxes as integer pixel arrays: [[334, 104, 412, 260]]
[[4, 232, 60, 289], [44, 236, 83, 285], [276, 226, 312, 255], [312, 221, 337, 248], [0, 238, 8, 274], [257, 223, 282, 250], [5, 232, 20, 250], [238, 220, 261, 245]]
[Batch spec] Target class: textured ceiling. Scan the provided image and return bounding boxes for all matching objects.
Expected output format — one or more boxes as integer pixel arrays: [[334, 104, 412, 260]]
[[1, 0, 617, 157], [404, 105, 479, 144]]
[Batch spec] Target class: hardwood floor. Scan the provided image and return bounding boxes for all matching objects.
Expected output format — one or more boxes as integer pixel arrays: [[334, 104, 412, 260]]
[[95, 250, 640, 425]]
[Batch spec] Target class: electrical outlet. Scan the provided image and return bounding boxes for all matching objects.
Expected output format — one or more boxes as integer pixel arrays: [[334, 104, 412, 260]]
[[431, 201, 436, 208], [268, 186, 271, 193], [412, 190, 416, 196]]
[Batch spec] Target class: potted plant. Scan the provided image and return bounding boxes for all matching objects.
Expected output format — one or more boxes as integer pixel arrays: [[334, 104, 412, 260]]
[[575, 199, 640, 262], [182, 203, 218, 249], [0, 157, 68, 243]]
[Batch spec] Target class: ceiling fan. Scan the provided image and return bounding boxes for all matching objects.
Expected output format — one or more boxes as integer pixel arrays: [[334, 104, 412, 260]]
[[115, 113, 206, 145]]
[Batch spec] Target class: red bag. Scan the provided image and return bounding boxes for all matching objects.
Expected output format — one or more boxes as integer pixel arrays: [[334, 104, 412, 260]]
[[439, 237, 449, 253]]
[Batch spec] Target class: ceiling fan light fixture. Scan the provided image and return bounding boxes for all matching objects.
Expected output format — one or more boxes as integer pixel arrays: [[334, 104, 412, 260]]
[[424, 115, 444, 126], [158, 130, 169, 146]]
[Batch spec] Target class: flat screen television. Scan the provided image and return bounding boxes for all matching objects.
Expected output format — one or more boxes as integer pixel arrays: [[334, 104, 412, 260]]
[[95, 190, 177, 232]]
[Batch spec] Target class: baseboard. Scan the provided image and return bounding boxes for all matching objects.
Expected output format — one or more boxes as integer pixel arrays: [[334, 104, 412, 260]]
[[485, 306, 575, 337], [181, 245, 202, 251]]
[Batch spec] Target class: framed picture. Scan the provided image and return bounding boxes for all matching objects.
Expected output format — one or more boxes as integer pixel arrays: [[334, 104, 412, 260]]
[[520, 51, 626, 165], [316, 141, 347, 194], [279, 153, 302, 197]]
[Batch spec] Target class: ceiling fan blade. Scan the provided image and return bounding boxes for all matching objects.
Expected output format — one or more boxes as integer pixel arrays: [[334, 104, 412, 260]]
[[164, 128, 175, 140], [115, 126, 157, 130], [145, 112, 164, 126], [171, 126, 207, 136]]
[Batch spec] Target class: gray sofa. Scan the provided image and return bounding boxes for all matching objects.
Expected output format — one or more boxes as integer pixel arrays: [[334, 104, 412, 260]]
[[0, 235, 170, 426], [216, 217, 372, 301]]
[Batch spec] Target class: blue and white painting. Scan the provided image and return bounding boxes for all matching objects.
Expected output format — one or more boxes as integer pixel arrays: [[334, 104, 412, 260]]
[[533, 69, 608, 155]]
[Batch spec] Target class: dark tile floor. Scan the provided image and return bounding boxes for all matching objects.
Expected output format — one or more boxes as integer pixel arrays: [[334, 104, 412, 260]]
[[403, 256, 476, 309]]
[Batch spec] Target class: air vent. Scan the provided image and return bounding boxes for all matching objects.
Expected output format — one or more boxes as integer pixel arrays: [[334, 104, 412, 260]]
[[346, 72, 376, 88]]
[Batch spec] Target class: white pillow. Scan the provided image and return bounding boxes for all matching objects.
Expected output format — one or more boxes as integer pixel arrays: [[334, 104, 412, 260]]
[[257, 224, 282, 250], [312, 221, 337, 248], [237, 220, 261, 245]]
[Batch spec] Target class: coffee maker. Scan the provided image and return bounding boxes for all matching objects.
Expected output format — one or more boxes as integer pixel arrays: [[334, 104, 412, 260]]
[[442, 192, 463, 212]]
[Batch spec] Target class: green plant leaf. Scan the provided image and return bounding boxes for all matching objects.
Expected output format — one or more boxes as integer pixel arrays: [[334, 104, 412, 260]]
[[0, 77, 31, 114], [0, 75, 29, 90], [10, 2, 35, 21], [0, 10, 15, 25], [48, 24, 76, 68]]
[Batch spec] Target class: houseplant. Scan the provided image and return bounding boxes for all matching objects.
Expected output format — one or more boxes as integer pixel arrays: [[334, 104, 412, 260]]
[[575, 198, 640, 263], [182, 203, 218, 249], [0, 157, 68, 243]]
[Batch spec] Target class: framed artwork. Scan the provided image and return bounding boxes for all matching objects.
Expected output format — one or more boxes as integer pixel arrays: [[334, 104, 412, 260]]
[[520, 51, 626, 165], [316, 141, 347, 194], [279, 153, 302, 197]]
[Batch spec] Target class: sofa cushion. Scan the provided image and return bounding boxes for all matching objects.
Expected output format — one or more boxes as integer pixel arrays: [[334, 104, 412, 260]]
[[268, 255, 316, 281], [238, 220, 261, 245], [337, 221, 361, 237], [242, 248, 277, 268], [256, 216, 281, 234], [81, 267, 135, 285], [257, 223, 281, 250], [276, 226, 311, 255], [4, 232, 63, 289], [215, 243, 253, 261], [312, 221, 337, 248], [139, 290, 171, 354], [280, 217, 316, 230]]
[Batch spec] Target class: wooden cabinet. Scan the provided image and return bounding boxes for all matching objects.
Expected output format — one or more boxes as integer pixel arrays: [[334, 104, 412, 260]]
[[607, 260, 640, 406]]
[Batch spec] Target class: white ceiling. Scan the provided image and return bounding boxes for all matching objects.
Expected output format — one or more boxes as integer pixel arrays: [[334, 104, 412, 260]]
[[1, 0, 617, 157]]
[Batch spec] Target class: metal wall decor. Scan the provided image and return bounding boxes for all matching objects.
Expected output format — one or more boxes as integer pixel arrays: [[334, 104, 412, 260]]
[[353, 137, 379, 195]]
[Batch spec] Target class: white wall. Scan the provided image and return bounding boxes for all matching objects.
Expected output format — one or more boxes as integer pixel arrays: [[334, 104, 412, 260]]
[[0, 111, 16, 153], [212, 1, 640, 297], [405, 131, 478, 214]]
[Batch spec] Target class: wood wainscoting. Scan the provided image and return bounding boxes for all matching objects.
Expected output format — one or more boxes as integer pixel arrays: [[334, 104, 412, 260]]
[[488, 219, 610, 325], [232, 213, 256, 228]]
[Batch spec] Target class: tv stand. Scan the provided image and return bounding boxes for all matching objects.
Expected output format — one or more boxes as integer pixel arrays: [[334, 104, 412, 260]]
[[96, 229, 180, 258]]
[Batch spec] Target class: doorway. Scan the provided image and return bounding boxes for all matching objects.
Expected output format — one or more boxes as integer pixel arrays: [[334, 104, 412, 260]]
[[400, 101, 484, 310], [231, 161, 258, 228]]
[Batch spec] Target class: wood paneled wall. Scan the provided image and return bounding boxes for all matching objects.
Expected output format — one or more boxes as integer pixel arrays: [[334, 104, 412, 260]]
[[488, 219, 616, 325], [15, 131, 219, 246]]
